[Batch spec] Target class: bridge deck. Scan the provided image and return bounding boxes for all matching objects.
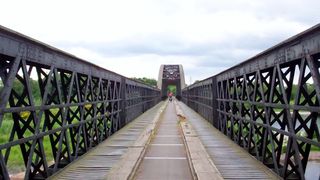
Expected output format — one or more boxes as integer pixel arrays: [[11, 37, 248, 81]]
[[50, 100, 280, 180], [177, 101, 280, 179]]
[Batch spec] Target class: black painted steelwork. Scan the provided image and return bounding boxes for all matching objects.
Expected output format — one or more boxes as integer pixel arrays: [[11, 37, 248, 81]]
[[0, 26, 160, 179], [125, 79, 160, 123], [182, 78, 216, 127], [182, 24, 320, 179], [162, 65, 180, 80], [160, 65, 182, 99]]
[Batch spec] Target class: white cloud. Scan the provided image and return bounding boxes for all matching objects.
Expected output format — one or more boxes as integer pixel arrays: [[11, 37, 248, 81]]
[[0, 0, 319, 83]]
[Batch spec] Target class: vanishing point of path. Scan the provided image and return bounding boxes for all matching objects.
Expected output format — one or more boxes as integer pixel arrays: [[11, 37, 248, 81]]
[[134, 101, 193, 180]]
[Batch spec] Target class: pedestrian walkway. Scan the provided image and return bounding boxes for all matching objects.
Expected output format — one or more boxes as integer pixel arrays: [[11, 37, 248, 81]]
[[133, 101, 193, 180]]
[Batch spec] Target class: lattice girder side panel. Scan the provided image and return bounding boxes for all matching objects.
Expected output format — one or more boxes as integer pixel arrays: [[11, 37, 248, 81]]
[[17, 60, 51, 179], [226, 78, 236, 139], [242, 73, 260, 157], [280, 56, 320, 179], [83, 76, 95, 149], [215, 54, 320, 179], [181, 88, 188, 104], [101, 79, 112, 138], [124, 79, 160, 124], [59, 70, 76, 159], [40, 68, 75, 171], [0, 55, 20, 180], [239, 74, 251, 150], [217, 80, 228, 135], [257, 68, 280, 172], [111, 81, 121, 134], [71, 73, 88, 154], [94, 78, 108, 143], [0, 57, 50, 179], [64, 72, 83, 158], [89, 77, 100, 146], [184, 79, 214, 125], [232, 76, 244, 145], [125, 84, 141, 123]]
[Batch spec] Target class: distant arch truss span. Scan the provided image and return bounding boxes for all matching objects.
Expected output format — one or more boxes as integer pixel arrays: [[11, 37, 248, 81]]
[[157, 64, 186, 99]]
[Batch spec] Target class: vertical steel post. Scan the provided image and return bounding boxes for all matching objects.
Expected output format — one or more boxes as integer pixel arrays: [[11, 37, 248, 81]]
[[119, 77, 126, 129], [212, 77, 219, 128]]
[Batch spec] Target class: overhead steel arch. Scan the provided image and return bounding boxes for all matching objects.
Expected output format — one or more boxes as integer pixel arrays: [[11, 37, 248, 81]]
[[157, 64, 186, 100]]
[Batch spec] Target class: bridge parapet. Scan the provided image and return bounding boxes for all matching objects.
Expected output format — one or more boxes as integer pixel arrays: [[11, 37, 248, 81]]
[[0, 26, 160, 179], [182, 78, 215, 126], [182, 24, 320, 179], [124, 78, 160, 124]]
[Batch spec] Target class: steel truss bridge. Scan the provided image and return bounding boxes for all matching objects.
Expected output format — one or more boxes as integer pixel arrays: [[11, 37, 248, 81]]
[[0, 24, 319, 179]]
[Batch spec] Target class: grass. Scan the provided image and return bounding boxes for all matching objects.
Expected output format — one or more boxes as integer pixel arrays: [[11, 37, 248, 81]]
[[1, 112, 56, 174], [311, 145, 320, 151], [0, 107, 67, 174], [1, 117, 26, 174]]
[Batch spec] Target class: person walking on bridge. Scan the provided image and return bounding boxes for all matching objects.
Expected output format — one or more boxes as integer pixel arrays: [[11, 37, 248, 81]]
[[168, 91, 173, 102]]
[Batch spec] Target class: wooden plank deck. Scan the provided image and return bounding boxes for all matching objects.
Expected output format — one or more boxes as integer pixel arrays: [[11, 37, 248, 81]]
[[177, 102, 281, 180]]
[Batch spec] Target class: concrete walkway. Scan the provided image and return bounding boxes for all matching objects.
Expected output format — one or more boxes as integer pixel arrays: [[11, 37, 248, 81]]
[[133, 101, 193, 180]]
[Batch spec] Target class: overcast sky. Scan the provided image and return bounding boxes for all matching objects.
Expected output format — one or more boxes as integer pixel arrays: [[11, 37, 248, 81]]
[[1, 0, 319, 84]]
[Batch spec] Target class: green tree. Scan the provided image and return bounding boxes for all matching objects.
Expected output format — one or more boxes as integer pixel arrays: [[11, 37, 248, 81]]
[[132, 77, 157, 87], [9, 78, 41, 104], [167, 85, 176, 95]]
